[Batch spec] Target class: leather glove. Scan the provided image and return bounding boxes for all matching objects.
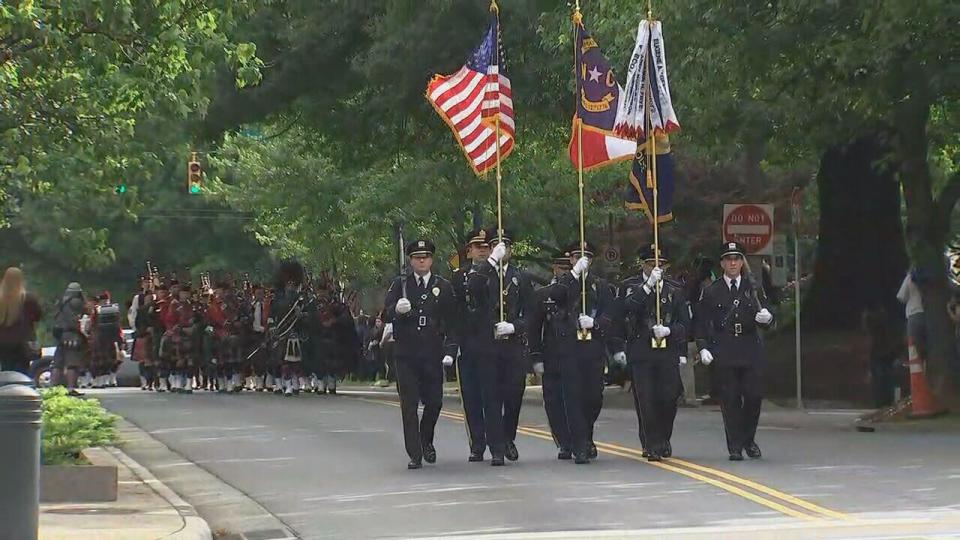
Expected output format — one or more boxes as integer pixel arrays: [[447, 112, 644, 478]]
[[755, 308, 773, 324], [644, 267, 663, 290], [396, 298, 411, 315], [571, 256, 590, 278], [533, 362, 544, 375], [699, 349, 713, 366], [652, 324, 671, 339], [490, 242, 507, 263], [578, 314, 595, 330], [442, 355, 454, 367], [495, 321, 516, 337], [612, 351, 627, 367], [679, 356, 688, 366]]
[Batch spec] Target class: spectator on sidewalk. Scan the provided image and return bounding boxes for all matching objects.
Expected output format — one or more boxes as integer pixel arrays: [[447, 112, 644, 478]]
[[0, 267, 43, 374], [897, 268, 926, 358]]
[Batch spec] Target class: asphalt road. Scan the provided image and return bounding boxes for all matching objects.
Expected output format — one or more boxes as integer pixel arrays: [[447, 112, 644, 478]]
[[94, 387, 960, 539]]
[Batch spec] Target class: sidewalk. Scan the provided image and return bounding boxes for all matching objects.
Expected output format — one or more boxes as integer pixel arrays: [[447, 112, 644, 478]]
[[40, 446, 211, 540]]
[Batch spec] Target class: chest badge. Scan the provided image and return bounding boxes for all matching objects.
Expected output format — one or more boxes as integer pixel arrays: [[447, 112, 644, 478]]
[[432, 287, 440, 297], [512, 276, 519, 286]]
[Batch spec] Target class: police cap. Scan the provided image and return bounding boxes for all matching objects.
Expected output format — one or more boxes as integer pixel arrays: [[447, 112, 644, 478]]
[[565, 240, 597, 258], [720, 241, 746, 259], [464, 228, 489, 247], [486, 228, 514, 246], [406, 239, 436, 257]]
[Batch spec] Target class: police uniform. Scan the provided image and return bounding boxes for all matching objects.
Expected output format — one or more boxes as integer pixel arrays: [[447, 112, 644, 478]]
[[451, 228, 489, 461], [383, 239, 458, 469], [620, 245, 689, 461], [467, 229, 534, 465], [695, 242, 774, 460], [528, 242, 617, 463], [530, 251, 575, 459]]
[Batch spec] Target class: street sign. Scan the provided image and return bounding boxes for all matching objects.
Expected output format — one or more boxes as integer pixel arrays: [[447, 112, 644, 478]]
[[723, 203, 774, 255], [772, 234, 787, 287], [602, 246, 620, 265]]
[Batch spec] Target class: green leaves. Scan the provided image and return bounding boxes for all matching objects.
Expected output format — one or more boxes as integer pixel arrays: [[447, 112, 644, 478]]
[[40, 387, 120, 465]]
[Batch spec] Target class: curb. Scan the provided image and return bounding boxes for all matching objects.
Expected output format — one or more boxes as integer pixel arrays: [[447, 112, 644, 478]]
[[106, 447, 213, 540]]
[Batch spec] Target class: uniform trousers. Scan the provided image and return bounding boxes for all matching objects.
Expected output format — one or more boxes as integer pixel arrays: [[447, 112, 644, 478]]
[[541, 351, 570, 450], [477, 338, 526, 457], [457, 339, 486, 454], [713, 364, 763, 453], [630, 344, 682, 454], [396, 352, 444, 462], [557, 341, 605, 455]]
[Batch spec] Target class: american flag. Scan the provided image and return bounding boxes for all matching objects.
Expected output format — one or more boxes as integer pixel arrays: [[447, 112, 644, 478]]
[[426, 13, 514, 176]]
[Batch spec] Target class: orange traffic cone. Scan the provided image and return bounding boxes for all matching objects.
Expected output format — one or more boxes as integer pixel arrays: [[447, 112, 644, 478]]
[[906, 337, 948, 419]]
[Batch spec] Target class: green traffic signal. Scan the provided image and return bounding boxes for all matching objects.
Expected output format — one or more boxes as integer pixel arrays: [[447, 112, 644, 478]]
[[115, 184, 127, 194], [190, 184, 201, 194]]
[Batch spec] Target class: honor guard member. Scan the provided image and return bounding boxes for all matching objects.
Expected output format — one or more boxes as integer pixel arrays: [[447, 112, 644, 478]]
[[468, 229, 534, 466], [383, 239, 458, 470], [619, 244, 689, 461], [696, 242, 774, 461], [529, 251, 576, 459], [530, 241, 617, 463], [451, 228, 491, 462]]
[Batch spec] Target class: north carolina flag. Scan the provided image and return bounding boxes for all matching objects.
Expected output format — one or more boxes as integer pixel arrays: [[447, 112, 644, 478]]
[[568, 17, 636, 171]]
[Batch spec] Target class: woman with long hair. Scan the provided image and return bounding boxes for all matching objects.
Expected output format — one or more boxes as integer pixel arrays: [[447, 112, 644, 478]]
[[0, 267, 43, 374]]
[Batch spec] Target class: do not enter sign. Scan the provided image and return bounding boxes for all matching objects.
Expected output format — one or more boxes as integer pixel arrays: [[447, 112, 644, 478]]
[[723, 204, 774, 255]]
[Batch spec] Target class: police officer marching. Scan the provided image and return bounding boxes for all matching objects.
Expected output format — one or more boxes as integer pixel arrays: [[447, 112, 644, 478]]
[[618, 244, 689, 461], [383, 239, 458, 470], [467, 229, 534, 466], [528, 241, 616, 464], [451, 228, 491, 463], [695, 241, 774, 461]]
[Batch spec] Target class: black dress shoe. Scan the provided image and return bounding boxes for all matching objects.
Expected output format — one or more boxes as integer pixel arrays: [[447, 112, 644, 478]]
[[491, 456, 505, 466], [468, 451, 484, 462], [505, 441, 519, 461], [423, 444, 437, 464], [641, 449, 651, 458], [729, 451, 744, 461], [574, 452, 590, 464], [646, 452, 663, 462], [68, 389, 85, 397], [329, 388, 337, 395], [587, 442, 598, 460], [408, 460, 422, 470], [745, 442, 762, 459], [663, 442, 673, 458], [557, 448, 573, 460]]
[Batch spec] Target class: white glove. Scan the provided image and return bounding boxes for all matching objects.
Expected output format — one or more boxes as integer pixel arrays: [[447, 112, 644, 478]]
[[442, 355, 454, 367], [396, 298, 411, 315], [612, 351, 627, 366], [490, 242, 507, 263], [679, 356, 688, 366], [578, 314, 595, 330], [533, 362, 544, 375], [699, 349, 713, 366], [755, 308, 773, 324], [652, 324, 671, 339], [645, 267, 663, 289], [571, 256, 590, 278], [494, 321, 516, 337]]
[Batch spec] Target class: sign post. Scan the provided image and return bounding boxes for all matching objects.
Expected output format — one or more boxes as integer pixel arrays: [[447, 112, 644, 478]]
[[791, 189, 804, 409]]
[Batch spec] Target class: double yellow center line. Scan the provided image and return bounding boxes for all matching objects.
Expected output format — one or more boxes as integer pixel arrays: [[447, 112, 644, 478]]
[[360, 395, 849, 522]]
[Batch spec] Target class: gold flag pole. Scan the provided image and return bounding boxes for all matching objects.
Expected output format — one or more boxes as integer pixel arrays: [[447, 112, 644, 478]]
[[645, 0, 666, 349], [574, 1, 591, 341], [491, 0, 506, 330]]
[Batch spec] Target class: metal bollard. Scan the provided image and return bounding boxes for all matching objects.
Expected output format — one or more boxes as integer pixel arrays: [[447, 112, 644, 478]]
[[0, 371, 42, 540]]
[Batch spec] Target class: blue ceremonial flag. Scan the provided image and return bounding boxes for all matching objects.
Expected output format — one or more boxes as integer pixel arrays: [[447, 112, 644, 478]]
[[625, 132, 675, 223]]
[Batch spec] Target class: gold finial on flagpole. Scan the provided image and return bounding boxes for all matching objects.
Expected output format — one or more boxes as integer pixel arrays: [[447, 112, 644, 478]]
[[490, 0, 499, 14]]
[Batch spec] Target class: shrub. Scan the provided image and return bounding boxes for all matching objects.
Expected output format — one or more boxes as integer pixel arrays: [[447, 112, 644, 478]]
[[40, 388, 120, 465]]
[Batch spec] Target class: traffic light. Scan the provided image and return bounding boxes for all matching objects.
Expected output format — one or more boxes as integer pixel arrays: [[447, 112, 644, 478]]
[[115, 183, 127, 195], [187, 152, 202, 195]]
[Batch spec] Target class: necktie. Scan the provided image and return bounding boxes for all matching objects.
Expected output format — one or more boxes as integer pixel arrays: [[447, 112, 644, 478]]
[[417, 277, 424, 289], [730, 280, 738, 295]]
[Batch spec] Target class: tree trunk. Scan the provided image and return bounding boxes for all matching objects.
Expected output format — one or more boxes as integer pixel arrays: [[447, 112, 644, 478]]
[[804, 134, 908, 330], [896, 71, 958, 404]]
